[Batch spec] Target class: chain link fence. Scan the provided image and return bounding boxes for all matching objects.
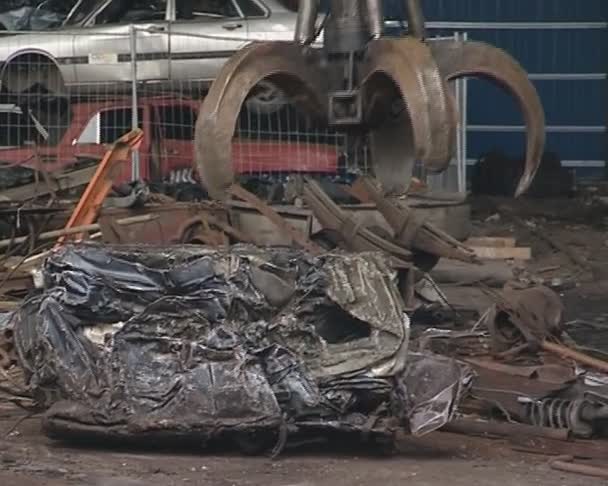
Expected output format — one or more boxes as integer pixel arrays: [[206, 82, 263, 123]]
[[0, 26, 466, 200]]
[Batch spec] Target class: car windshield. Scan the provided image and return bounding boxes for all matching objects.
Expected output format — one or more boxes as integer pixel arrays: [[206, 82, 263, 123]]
[[64, 0, 107, 26]]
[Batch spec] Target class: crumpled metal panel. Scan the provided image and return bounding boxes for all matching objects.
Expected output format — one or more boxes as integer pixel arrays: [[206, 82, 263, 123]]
[[13, 244, 469, 447], [393, 352, 474, 436]]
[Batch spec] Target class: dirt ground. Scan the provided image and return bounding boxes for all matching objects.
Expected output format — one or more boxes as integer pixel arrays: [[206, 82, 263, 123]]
[[0, 406, 601, 486]]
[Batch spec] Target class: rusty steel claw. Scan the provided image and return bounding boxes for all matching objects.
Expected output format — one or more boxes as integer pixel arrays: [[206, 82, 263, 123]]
[[196, 0, 546, 202], [430, 39, 546, 197], [195, 42, 326, 200], [361, 38, 456, 193]]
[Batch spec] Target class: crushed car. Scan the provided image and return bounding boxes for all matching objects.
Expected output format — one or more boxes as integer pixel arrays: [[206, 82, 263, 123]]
[[12, 243, 472, 452]]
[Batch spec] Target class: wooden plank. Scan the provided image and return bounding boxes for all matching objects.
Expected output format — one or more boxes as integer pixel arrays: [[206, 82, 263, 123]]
[[466, 237, 517, 248], [0, 273, 33, 293], [470, 246, 531, 261], [431, 259, 515, 287], [0, 165, 98, 202], [0, 301, 19, 311], [0, 224, 100, 249]]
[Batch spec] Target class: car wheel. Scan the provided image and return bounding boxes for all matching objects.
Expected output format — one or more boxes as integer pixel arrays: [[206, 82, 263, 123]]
[[2, 56, 65, 96], [245, 80, 288, 115]]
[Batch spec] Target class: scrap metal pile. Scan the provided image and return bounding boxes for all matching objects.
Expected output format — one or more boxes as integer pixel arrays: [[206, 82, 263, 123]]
[[6, 1, 608, 477], [426, 286, 608, 438], [11, 243, 470, 450]]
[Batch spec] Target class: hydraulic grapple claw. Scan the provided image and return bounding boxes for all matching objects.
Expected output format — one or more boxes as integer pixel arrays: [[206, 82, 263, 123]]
[[430, 39, 546, 197], [195, 0, 546, 199], [195, 42, 326, 199], [361, 38, 455, 192]]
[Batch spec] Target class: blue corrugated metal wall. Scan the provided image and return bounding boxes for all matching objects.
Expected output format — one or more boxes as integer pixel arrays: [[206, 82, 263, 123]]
[[385, 0, 608, 177]]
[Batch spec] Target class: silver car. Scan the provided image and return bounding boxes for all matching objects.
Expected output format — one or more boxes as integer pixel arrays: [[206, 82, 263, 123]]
[[0, 0, 302, 111]]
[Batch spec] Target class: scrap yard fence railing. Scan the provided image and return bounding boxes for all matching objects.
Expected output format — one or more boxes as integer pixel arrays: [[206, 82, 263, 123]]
[[419, 16, 608, 179], [0, 28, 468, 196]]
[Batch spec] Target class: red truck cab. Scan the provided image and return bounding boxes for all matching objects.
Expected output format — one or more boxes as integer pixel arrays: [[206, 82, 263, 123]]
[[0, 96, 340, 189]]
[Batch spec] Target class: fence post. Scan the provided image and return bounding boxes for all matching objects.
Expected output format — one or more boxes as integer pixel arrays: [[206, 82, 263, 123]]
[[129, 24, 140, 181], [459, 32, 469, 194], [454, 31, 463, 193]]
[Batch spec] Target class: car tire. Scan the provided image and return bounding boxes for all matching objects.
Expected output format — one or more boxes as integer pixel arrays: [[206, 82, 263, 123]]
[[245, 79, 288, 115]]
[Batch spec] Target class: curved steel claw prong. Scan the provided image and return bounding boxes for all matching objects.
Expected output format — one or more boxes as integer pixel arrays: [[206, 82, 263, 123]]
[[194, 42, 326, 200], [430, 39, 546, 197], [361, 38, 456, 194]]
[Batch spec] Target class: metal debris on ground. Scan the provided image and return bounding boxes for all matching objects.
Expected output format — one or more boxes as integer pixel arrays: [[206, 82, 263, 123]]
[[0, 312, 16, 370], [3, 163, 608, 462], [228, 183, 322, 255], [441, 285, 608, 441], [549, 456, 608, 480], [303, 178, 414, 267], [351, 177, 477, 264], [0, 5, 605, 473]]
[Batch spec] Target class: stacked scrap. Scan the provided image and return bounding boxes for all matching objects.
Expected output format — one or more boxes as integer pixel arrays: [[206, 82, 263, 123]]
[[418, 285, 608, 443]]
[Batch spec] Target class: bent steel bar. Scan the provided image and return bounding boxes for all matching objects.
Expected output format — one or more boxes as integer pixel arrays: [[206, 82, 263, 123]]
[[430, 39, 545, 197], [57, 129, 144, 246], [195, 42, 326, 200]]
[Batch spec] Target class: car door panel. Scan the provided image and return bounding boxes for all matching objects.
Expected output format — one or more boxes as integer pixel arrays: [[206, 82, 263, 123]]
[[244, 4, 294, 43], [169, 0, 249, 82], [0, 31, 77, 86], [72, 0, 171, 86], [73, 23, 169, 85]]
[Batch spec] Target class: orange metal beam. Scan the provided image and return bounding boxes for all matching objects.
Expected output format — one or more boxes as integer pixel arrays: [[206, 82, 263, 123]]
[[56, 129, 144, 246]]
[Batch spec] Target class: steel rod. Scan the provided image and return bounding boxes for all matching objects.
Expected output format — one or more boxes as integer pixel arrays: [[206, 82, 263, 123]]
[[129, 24, 140, 181], [405, 0, 426, 38], [365, 0, 384, 38], [295, 0, 319, 44]]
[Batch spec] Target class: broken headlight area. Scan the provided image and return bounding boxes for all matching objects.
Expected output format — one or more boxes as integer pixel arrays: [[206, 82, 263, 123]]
[[13, 243, 471, 452]]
